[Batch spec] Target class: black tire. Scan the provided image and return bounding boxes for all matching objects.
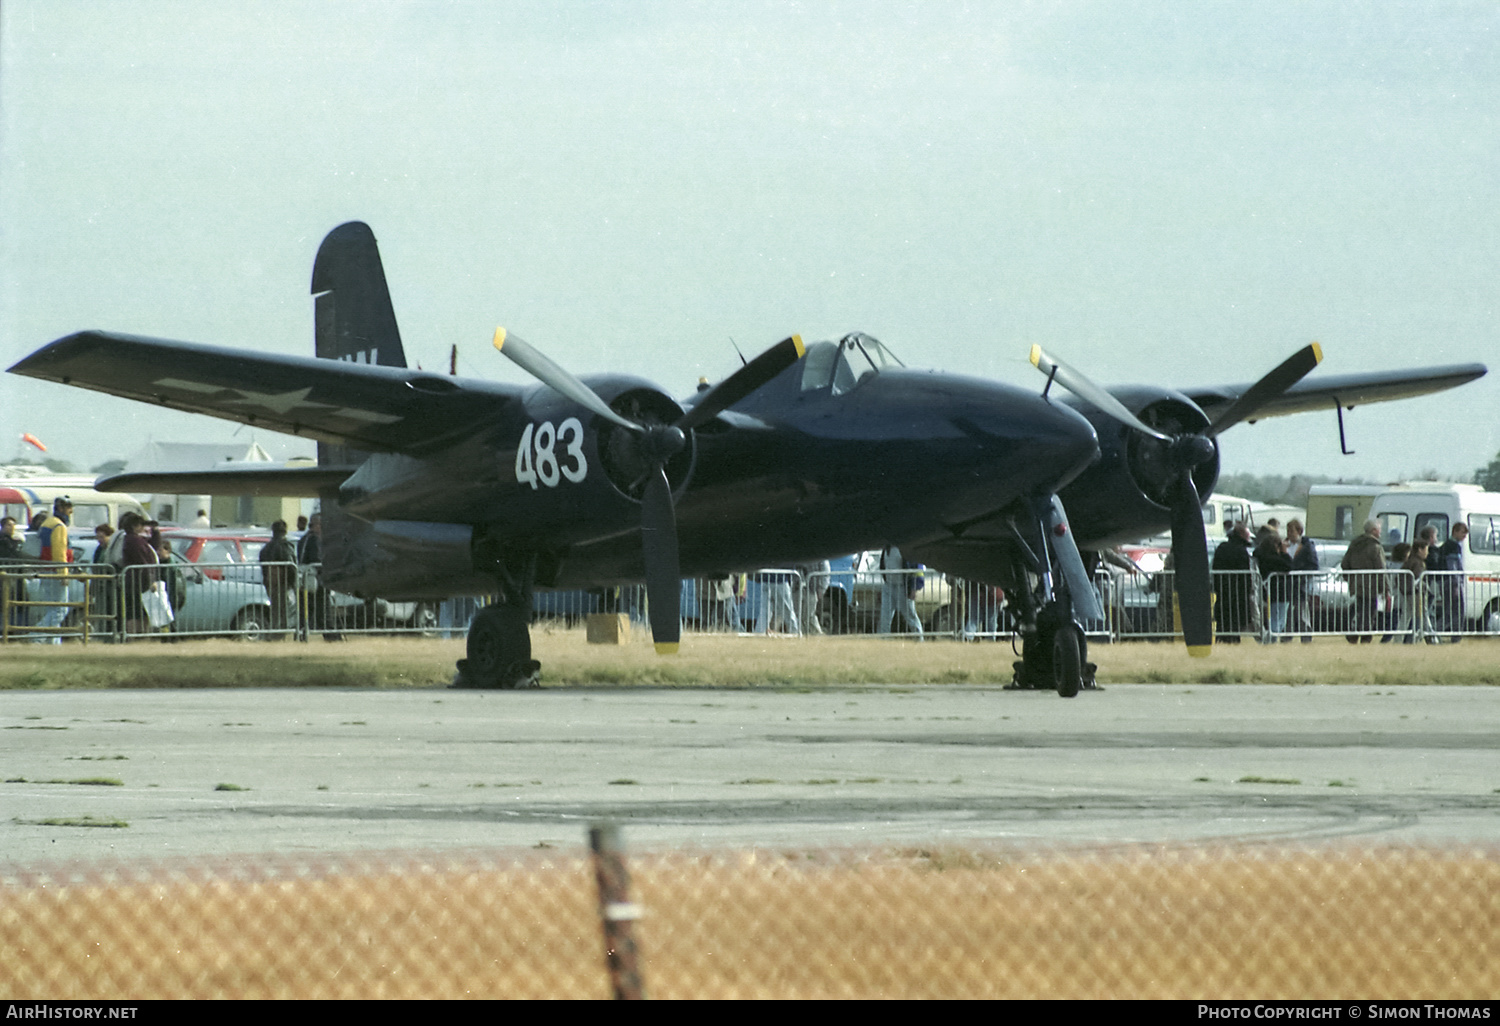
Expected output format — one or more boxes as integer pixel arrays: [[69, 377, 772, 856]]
[[820, 590, 851, 635], [413, 603, 440, 637], [1052, 622, 1082, 698], [232, 607, 269, 642], [463, 605, 534, 689]]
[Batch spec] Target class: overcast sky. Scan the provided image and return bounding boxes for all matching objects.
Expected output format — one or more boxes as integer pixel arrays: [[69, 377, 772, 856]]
[[3, 0, 1496, 484]]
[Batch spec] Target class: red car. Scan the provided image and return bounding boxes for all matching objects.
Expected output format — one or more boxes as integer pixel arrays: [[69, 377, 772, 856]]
[[158, 528, 271, 581]]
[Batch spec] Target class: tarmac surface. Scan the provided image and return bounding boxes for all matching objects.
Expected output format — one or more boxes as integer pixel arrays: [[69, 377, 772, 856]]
[[3, 683, 1498, 866]]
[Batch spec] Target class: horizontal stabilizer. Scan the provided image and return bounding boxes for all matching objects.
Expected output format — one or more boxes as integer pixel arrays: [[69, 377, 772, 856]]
[[98, 465, 357, 498], [1185, 363, 1487, 424], [9, 331, 522, 454]]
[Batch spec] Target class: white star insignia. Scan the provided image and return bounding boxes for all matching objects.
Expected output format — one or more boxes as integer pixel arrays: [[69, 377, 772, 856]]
[[223, 387, 331, 416]]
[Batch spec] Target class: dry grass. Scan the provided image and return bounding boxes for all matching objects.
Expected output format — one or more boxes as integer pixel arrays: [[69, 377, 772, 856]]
[[1, 628, 1496, 690], [3, 845, 1496, 999]]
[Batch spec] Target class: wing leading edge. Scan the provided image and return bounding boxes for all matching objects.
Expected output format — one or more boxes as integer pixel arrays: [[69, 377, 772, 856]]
[[1184, 363, 1487, 424], [8, 330, 523, 455], [95, 465, 356, 498]]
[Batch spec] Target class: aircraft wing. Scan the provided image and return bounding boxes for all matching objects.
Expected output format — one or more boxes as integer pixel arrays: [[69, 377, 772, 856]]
[[1183, 363, 1487, 423], [95, 465, 357, 498], [8, 330, 523, 455]]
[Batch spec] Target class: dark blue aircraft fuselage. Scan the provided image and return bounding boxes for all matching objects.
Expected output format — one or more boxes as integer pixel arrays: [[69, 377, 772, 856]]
[[326, 358, 1098, 595]]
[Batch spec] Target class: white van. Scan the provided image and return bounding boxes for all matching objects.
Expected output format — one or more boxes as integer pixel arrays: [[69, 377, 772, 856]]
[[1, 478, 147, 534], [1368, 483, 1500, 630]]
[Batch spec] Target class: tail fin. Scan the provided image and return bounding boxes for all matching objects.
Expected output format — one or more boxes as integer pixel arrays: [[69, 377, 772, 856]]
[[310, 222, 407, 469], [311, 222, 408, 368]]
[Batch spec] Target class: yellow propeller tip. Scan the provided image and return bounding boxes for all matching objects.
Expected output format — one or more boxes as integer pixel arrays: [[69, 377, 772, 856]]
[[791, 334, 806, 358], [493, 327, 507, 351], [1028, 344, 1042, 368], [1310, 341, 1323, 363], [654, 642, 680, 656], [1187, 645, 1213, 658]]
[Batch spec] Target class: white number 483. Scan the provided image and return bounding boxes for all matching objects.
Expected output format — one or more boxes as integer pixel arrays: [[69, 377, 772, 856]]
[[516, 418, 588, 489]]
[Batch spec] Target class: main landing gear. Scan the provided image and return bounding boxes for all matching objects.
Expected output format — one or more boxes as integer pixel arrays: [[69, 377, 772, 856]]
[[1008, 603, 1098, 697], [453, 604, 541, 689]]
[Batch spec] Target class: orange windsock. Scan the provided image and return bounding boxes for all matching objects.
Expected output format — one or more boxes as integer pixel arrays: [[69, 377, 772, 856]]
[[21, 432, 47, 453]]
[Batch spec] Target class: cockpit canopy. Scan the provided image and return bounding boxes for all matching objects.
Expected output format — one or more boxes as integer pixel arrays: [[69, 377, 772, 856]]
[[800, 333, 904, 395]]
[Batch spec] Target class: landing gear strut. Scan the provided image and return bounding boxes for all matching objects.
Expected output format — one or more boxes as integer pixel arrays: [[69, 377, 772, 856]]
[[1010, 603, 1096, 696]]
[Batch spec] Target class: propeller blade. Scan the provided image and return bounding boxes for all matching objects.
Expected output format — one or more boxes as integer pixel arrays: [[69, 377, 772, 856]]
[[1169, 470, 1214, 657], [1207, 343, 1323, 435], [1029, 345, 1172, 442], [640, 467, 682, 654], [493, 327, 642, 434], [676, 335, 806, 433]]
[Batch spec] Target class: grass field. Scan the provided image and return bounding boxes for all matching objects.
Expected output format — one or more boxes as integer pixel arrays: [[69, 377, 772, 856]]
[[1, 626, 1497, 689]]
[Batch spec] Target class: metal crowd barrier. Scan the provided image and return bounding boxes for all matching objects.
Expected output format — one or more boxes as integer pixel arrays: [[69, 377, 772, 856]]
[[8, 559, 1493, 646], [0, 563, 113, 643], [1098, 566, 1500, 644]]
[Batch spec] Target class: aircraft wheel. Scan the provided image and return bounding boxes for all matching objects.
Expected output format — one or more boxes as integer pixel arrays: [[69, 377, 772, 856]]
[[460, 605, 534, 689], [1052, 622, 1082, 699]]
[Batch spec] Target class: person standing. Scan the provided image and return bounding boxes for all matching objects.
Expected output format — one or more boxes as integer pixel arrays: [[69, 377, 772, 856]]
[[118, 512, 159, 637], [1253, 529, 1294, 641], [32, 497, 74, 643], [758, 569, 800, 636], [796, 560, 829, 636], [1401, 539, 1431, 642], [1340, 520, 1386, 644], [1286, 519, 1318, 642], [1, 515, 24, 631], [297, 513, 341, 640], [878, 545, 923, 639], [259, 520, 296, 633], [1211, 522, 1254, 643], [1436, 523, 1469, 642]]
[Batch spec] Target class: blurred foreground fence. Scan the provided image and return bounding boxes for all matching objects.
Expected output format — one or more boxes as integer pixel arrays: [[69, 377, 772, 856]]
[[4, 561, 1498, 645], [3, 842, 1496, 999]]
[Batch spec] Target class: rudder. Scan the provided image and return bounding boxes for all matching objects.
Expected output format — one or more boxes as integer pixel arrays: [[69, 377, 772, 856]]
[[310, 221, 407, 469], [311, 222, 408, 369]]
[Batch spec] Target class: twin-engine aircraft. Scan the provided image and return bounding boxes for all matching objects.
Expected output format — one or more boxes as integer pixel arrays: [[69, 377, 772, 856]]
[[9, 222, 1486, 695]]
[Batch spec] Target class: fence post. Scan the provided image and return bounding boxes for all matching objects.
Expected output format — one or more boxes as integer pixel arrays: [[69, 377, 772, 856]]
[[589, 823, 645, 1000]]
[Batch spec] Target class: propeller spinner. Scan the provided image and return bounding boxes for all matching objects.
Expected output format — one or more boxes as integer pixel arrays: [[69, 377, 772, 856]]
[[1031, 342, 1323, 656], [495, 328, 806, 653]]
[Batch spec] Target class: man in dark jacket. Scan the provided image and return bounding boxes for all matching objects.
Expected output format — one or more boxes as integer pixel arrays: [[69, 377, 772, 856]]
[[259, 520, 296, 632], [1254, 531, 1294, 640], [1435, 522, 1469, 641], [1340, 520, 1386, 643], [1287, 518, 1318, 641], [1211, 522, 1254, 643], [296, 513, 342, 640]]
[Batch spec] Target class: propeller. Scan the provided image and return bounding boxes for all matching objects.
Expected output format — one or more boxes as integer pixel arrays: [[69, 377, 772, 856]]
[[495, 328, 806, 653], [1030, 342, 1323, 656]]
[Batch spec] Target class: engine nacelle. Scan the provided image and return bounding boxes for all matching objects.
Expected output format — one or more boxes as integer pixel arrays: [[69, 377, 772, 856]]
[[1058, 385, 1220, 550]]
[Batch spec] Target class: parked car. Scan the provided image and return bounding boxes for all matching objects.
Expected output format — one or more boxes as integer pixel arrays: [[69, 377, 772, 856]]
[[161, 527, 435, 631], [102, 549, 276, 639], [159, 527, 269, 582]]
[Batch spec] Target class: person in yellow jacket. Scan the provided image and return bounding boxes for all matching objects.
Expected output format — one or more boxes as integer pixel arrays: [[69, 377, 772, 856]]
[[32, 497, 74, 643]]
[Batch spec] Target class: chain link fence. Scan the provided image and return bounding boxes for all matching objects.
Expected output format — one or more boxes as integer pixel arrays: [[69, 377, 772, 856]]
[[2, 840, 1496, 999]]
